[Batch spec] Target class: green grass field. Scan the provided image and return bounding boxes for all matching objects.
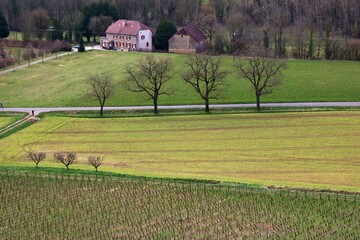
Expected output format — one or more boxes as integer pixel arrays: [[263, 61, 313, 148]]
[[0, 111, 359, 191], [0, 51, 359, 107], [1, 173, 358, 239], [0, 116, 14, 129], [0, 112, 26, 129]]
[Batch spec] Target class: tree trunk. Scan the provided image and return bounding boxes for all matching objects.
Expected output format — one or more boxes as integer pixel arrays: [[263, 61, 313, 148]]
[[36, 163, 38, 168], [205, 97, 210, 113], [153, 98, 158, 114], [66, 165, 69, 170], [95, 167, 98, 172], [256, 94, 261, 111], [100, 105, 104, 116]]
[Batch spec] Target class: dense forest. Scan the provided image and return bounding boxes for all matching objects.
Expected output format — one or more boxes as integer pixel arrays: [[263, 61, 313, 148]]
[[0, 0, 360, 60]]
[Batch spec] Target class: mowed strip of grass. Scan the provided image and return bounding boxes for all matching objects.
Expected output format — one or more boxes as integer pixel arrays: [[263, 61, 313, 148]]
[[0, 113, 26, 129], [0, 51, 360, 107], [0, 111, 359, 191]]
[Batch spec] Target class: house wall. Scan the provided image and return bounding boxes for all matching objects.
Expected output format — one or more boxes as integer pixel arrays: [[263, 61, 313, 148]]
[[114, 35, 137, 51], [137, 29, 152, 52], [105, 31, 152, 52], [169, 35, 196, 54]]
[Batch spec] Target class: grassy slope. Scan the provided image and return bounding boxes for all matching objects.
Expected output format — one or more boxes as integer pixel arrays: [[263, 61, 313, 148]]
[[0, 51, 359, 107], [0, 112, 26, 129], [0, 116, 14, 129], [0, 111, 359, 191]]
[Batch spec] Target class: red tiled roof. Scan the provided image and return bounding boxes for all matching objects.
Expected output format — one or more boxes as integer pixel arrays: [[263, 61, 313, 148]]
[[106, 19, 150, 36], [175, 25, 207, 43]]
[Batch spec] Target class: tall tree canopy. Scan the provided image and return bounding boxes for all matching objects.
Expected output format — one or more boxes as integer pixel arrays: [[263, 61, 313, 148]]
[[0, 10, 10, 39], [81, 2, 118, 42], [153, 20, 177, 51]]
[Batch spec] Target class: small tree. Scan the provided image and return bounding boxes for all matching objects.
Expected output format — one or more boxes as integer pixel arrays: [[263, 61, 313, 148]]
[[182, 55, 228, 113], [88, 156, 104, 172], [38, 49, 46, 63], [23, 44, 36, 67], [87, 74, 113, 116], [28, 152, 46, 168], [54, 152, 77, 170], [236, 50, 287, 111], [51, 40, 62, 59], [124, 55, 173, 114]]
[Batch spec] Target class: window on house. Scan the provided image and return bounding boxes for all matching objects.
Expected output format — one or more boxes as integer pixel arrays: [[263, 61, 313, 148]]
[[141, 35, 145, 40], [146, 42, 149, 47]]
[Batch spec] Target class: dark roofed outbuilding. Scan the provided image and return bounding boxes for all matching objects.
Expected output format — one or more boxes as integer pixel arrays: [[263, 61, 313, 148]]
[[169, 25, 207, 54]]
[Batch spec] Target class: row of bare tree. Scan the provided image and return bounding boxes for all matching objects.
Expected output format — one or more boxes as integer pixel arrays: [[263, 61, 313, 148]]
[[0, 40, 70, 69], [88, 51, 286, 115], [28, 151, 104, 172]]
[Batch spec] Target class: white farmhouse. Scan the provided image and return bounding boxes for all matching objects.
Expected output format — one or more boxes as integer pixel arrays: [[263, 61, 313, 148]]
[[100, 19, 153, 52]]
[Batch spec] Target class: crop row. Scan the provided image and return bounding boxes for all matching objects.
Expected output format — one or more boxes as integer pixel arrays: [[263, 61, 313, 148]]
[[0, 171, 359, 239]]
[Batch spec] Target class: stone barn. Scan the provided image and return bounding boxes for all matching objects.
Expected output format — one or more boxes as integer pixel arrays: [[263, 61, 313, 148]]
[[169, 25, 207, 54]]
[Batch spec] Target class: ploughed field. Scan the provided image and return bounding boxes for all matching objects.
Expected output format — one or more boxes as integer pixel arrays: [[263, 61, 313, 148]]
[[0, 111, 359, 191], [0, 172, 359, 239]]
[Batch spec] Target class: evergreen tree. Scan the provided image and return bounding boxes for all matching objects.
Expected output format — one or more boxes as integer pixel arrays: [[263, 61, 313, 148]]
[[78, 35, 85, 52], [153, 20, 177, 51], [0, 10, 10, 39]]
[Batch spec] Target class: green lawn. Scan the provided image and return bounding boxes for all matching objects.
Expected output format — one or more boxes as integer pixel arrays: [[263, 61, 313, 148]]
[[0, 111, 359, 191], [0, 51, 359, 107]]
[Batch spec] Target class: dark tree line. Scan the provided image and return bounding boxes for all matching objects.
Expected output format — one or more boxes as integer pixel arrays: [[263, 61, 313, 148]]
[[1, 0, 360, 59]]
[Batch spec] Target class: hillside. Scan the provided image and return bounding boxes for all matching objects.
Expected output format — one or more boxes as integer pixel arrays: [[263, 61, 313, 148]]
[[0, 51, 359, 108]]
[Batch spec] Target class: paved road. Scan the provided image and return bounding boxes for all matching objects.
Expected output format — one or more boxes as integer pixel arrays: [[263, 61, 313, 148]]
[[1, 102, 360, 116]]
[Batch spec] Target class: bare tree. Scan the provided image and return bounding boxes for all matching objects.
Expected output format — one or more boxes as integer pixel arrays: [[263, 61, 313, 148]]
[[88, 16, 113, 42], [54, 152, 77, 170], [23, 44, 36, 67], [236, 51, 287, 111], [28, 151, 46, 168], [87, 74, 113, 116], [29, 8, 50, 40], [124, 55, 173, 114], [182, 55, 228, 113], [88, 156, 104, 172], [195, 6, 218, 44]]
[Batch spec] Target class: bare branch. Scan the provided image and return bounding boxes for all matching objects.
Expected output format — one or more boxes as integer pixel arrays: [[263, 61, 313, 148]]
[[87, 74, 113, 116], [54, 152, 77, 170], [28, 151, 46, 168], [124, 55, 173, 114], [88, 156, 104, 172], [236, 51, 287, 111], [182, 55, 228, 113]]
